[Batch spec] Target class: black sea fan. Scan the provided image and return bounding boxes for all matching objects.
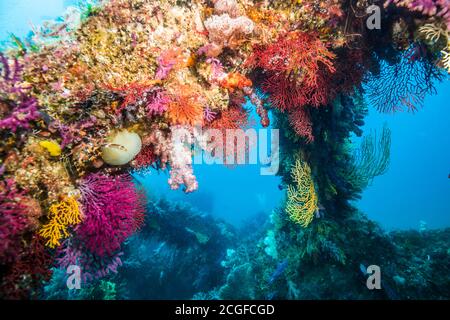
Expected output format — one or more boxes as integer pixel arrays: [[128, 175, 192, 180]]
[[365, 45, 444, 113]]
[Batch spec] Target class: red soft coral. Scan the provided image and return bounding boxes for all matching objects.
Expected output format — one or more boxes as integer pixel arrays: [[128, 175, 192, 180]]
[[0, 235, 53, 299], [0, 179, 35, 264]]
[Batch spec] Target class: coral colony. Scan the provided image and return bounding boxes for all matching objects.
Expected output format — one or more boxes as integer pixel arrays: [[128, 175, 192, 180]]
[[0, 0, 449, 300]]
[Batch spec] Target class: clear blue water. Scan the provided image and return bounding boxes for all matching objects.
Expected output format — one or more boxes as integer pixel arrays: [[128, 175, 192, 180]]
[[1, 0, 448, 230]]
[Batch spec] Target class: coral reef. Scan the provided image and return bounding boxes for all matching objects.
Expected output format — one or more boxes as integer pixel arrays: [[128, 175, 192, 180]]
[[0, 0, 449, 300]]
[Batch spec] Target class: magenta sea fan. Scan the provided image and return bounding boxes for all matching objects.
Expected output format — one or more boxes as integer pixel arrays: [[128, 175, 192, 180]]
[[76, 173, 145, 257]]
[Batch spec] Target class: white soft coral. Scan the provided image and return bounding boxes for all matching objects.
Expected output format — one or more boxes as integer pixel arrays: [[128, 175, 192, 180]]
[[204, 13, 254, 46]]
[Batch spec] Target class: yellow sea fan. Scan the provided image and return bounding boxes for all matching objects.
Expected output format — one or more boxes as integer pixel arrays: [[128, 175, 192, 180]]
[[441, 48, 450, 73], [419, 24, 446, 44], [39, 140, 62, 157], [39, 196, 82, 248], [285, 159, 318, 227]]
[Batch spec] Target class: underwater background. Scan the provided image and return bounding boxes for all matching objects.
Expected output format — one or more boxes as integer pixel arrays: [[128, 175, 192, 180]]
[[1, 0, 449, 231], [0, 0, 449, 300]]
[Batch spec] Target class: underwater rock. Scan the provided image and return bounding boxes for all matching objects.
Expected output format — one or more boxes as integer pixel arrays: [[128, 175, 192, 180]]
[[101, 130, 142, 166]]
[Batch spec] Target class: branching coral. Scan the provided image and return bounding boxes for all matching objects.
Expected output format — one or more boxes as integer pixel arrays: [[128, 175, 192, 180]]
[[286, 160, 319, 228], [39, 197, 82, 249], [76, 173, 145, 257], [442, 48, 450, 70], [419, 23, 450, 73]]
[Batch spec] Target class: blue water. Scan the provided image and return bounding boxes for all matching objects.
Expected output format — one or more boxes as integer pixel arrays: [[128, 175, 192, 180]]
[[1, 0, 448, 230]]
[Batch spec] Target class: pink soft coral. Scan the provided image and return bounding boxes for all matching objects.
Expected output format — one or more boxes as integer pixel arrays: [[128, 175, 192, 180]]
[[146, 90, 170, 117], [76, 173, 145, 257], [168, 127, 199, 193]]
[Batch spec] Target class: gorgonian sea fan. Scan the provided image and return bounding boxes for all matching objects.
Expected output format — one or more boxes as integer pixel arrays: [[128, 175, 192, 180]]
[[288, 108, 315, 144], [247, 31, 336, 111], [76, 173, 145, 257], [210, 106, 252, 165], [366, 45, 443, 113]]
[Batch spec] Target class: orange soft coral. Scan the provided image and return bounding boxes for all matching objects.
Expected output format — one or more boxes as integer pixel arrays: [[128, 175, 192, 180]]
[[167, 90, 204, 126], [220, 72, 252, 92]]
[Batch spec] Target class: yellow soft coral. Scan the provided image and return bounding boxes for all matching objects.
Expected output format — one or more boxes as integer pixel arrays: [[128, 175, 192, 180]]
[[39, 196, 82, 248], [286, 159, 318, 227], [39, 140, 62, 157]]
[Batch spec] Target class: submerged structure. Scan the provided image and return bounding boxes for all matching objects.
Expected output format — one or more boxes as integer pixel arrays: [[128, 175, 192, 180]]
[[0, 0, 449, 299]]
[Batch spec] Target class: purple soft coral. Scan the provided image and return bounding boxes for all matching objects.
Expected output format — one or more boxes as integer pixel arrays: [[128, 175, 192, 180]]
[[146, 90, 170, 117], [0, 53, 40, 132], [50, 116, 97, 149], [0, 53, 23, 95], [0, 98, 40, 132], [203, 106, 217, 123], [76, 173, 145, 257], [386, 0, 450, 28]]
